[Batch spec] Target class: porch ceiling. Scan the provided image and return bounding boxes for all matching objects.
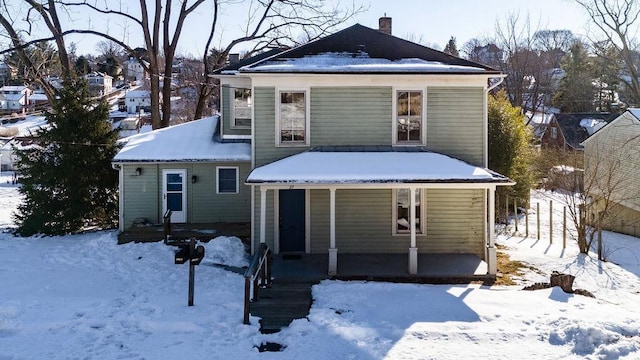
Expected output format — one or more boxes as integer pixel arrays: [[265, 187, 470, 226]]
[[246, 148, 513, 187]]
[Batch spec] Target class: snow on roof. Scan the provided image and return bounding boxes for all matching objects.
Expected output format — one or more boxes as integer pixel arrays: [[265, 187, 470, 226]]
[[29, 93, 48, 101], [125, 90, 150, 99], [628, 108, 640, 120], [113, 116, 251, 163], [247, 150, 511, 185], [579, 118, 607, 136], [0, 85, 27, 92], [241, 52, 486, 74]]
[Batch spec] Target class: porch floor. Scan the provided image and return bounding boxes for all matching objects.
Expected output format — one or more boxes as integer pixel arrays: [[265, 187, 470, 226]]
[[271, 253, 492, 284]]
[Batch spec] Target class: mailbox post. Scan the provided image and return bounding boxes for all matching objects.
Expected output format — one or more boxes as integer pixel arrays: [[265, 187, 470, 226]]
[[173, 237, 205, 306]]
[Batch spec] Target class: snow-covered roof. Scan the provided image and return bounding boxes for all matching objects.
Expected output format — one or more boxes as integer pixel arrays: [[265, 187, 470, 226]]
[[113, 116, 251, 163], [125, 90, 150, 99], [0, 85, 27, 92], [629, 108, 640, 120], [29, 93, 48, 101], [241, 52, 486, 74], [247, 148, 512, 185]]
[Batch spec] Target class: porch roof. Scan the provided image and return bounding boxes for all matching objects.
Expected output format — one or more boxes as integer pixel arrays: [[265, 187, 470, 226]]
[[246, 147, 513, 186]]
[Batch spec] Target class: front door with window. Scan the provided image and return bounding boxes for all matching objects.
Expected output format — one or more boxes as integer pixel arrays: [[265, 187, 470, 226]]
[[279, 189, 305, 253], [162, 169, 186, 223]]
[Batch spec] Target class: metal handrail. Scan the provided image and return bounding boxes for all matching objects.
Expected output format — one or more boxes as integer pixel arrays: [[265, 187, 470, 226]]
[[243, 243, 272, 324]]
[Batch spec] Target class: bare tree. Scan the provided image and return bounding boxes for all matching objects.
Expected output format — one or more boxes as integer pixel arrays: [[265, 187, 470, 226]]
[[575, 0, 640, 106], [0, 0, 363, 128], [192, 0, 365, 120]]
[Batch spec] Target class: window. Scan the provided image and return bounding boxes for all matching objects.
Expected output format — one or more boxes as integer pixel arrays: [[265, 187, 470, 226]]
[[217, 167, 238, 194], [278, 90, 307, 145], [396, 90, 423, 143], [233, 88, 252, 128], [550, 127, 558, 139], [393, 189, 422, 234]]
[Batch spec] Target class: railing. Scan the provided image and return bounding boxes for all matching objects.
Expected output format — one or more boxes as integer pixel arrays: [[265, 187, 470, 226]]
[[163, 209, 172, 244], [243, 243, 272, 325]]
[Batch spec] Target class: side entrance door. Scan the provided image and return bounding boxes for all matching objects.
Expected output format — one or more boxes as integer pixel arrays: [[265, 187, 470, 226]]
[[279, 189, 305, 253], [162, 169, 187, 223]]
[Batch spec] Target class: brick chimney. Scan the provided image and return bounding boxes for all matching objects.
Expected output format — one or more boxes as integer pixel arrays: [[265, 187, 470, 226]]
[[379, 16, 392, 35]]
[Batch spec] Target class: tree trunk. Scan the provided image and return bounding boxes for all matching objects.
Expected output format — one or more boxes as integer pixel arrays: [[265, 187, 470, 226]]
[[550, 271, 575, 293]]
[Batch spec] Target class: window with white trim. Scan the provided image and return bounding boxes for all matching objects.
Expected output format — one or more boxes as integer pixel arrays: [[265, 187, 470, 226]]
[[393, 188, 422, 234], [278, 90, 307, 145], [550, 127, 557, 139], [233, 88, 251, 128], [217, 167, 238, 194], [395, 90, 423, 143]]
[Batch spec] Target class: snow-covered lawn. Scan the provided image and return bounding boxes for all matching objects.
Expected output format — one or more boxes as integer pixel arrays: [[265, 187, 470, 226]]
[[0, 174, 639, 359]]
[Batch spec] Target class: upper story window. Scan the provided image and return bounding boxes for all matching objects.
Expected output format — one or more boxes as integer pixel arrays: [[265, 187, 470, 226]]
[[278, 90, 308, 146], [550, 127, 558, 139], [395, 90, 423, 144], [233, 88, 252, 128]]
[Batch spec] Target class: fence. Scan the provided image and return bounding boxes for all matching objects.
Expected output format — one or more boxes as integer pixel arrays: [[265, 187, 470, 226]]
[[501, 195, 570, 249]]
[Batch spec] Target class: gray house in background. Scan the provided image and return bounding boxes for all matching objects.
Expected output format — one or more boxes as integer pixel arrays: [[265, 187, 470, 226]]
[[114, 19, 513, 277]]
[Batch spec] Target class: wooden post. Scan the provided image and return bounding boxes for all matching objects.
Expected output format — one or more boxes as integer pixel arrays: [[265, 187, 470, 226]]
[[260, 259, 266, 287], [514, 198, 519, 233], [536, 203, 540, 240], [563, 206, 567, 249], [505, 194, 509, 226], [188, 237, 196, 306], [549, 200, 553, 244], [525, 203, 529, 237], [244, 277, 251, 324]]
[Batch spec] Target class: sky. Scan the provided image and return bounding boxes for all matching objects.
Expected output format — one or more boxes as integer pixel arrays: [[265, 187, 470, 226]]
[[56, 0, 594, 57]]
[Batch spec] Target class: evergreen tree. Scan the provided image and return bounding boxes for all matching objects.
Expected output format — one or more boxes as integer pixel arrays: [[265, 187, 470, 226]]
[[13, 79, 120, 236], [443, 36, 459, 57], [553, 42, 594, 112], [488, 90, 536, 208]]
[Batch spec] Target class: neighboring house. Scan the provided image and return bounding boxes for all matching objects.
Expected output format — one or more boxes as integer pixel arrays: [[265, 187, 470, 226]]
[[84, 71, 113, 97], [114, 20, 514, 277], [125, 90, 152, 114], [124, 58, 148, 82], [582, 109, 640, 237], [0, 85, 32, 112], [540, 113, 615, 151]]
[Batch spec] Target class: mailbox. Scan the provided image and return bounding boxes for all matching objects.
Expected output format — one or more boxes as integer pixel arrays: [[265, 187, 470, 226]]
[[190, 245, 205, 265], [174, 247, 189, 264]]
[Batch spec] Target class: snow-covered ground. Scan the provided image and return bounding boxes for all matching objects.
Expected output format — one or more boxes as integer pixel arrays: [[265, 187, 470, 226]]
[[0, 173, 639, 359]]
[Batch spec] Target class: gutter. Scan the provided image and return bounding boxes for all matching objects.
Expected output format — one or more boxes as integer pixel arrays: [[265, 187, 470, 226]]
[[487, 75, 506, 92]]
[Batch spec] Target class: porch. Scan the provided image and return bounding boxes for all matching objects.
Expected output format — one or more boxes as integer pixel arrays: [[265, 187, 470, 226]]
[[270, 253, 493, 284]]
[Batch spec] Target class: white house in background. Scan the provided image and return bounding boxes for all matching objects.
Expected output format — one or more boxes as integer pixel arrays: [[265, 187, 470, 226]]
[[84, 72, 113, 97], [124, 58, 148, 82], [125, 90, 152, 114], [0, 85, 32, 111]]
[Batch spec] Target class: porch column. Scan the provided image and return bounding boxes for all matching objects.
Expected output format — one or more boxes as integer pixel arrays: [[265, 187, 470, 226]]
[[260, 187, 267, 244], [328, 188, 338, 275], [409, 187, 418, 275], [486, 188, 497, 275]]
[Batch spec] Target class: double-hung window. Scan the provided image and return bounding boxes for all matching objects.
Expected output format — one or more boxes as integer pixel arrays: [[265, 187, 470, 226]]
[[396, 90, 423, 144], [278, 90, 307, 145], [217, 167, 238, 194], [233, 88, 252, 128], [393, 189, 422, 234]]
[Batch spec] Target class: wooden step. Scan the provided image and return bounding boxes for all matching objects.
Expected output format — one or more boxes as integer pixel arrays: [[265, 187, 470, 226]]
[[249, 281, 314, 333]]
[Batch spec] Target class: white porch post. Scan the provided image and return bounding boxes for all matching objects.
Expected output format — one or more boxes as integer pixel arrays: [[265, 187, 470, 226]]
[[409, 187, 418, 275], [260, 187, 267, 244], [328, 188, 338, 275], [487, 188, 497, 275]]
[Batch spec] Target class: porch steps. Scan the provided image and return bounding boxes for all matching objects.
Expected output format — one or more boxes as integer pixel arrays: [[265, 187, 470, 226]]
[[249, 282, 314, 333]]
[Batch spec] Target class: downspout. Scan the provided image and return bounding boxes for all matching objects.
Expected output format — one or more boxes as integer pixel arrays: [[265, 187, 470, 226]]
[[487, 75, 506, 93], [112, 163, 124, 232]]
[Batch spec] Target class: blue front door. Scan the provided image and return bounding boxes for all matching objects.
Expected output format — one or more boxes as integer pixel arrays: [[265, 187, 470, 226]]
[[279, 189, 305, 253]]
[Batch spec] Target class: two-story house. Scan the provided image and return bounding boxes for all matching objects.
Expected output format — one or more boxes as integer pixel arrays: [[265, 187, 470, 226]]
[[113, 21, 513, 277], [84, 71, 113, 97], [0, 85, 32, 112], [124, 90, 152, 114]]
